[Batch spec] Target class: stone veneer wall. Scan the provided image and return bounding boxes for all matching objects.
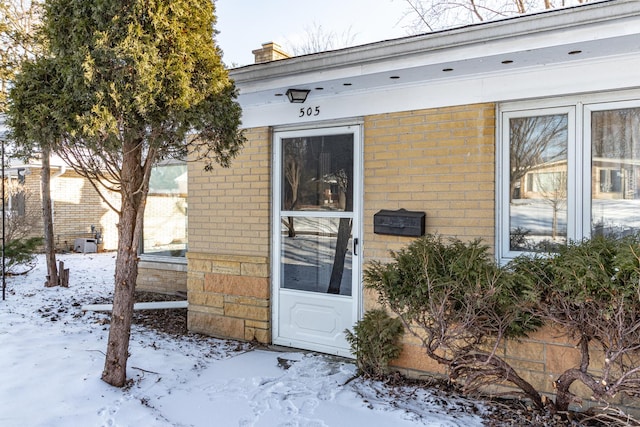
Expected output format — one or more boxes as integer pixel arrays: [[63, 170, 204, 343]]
[[186, 253, 270, 343], [136, 259, 187, 295]]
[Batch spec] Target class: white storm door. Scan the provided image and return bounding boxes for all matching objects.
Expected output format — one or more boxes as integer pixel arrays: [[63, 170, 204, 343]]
[[272, 125, 362, 358]]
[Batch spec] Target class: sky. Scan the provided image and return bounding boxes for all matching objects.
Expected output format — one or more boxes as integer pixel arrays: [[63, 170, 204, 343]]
[[0, 252, 489, 426], [215, 0, 411, 67]]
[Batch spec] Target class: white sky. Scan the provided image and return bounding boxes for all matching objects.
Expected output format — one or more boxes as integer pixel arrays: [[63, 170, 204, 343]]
[[215, 0, 410, 67]]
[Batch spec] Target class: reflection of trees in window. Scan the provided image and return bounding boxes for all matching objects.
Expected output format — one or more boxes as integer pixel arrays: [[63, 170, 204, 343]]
[[509, 115, 567, 201], [328, 167, 352, 295], [509, 115, 568, 251], [532, 171, 567, 241], [592, 108, 640, 201], [592, 108, 640, 160], [591, 108, 640, 237], [282, 138, 306, 237], [143, 163, 187, 257], [280, 134, 354, 295]]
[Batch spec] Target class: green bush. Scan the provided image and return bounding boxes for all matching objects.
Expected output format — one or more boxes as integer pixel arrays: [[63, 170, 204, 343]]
[[512, 233, 640, 413], [364, 232, 640, 421], [365, 234, 543, 407], [345, 309, 404, 378], [4, 236, 42, 275]]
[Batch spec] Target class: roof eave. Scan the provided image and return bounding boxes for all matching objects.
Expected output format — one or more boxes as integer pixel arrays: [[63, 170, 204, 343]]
[[229, 0, 635, 83]]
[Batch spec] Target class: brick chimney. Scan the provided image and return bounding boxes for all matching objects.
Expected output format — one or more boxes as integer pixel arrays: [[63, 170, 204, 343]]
[[252, 42, 290, 64]]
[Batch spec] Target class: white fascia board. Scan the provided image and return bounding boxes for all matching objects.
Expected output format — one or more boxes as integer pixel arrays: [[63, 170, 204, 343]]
[[238, 53, 640, 129]]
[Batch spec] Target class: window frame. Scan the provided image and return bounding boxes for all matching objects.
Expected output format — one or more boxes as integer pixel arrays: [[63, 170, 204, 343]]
[[497, 105, 577, 261], [140, 159, 188, 262], [496, 92, 640, 263]]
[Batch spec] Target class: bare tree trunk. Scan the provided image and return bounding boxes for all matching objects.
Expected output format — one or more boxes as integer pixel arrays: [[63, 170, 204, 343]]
[[101, 140, 153, 387], [286, 217, 296, 237], [327, 169, 353, 295], [327, 217, 352, 294], [41, 148, 58, 287]]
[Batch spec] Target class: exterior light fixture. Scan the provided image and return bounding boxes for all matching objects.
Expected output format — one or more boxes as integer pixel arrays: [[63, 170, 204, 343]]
[[285, 88, 310, 103]]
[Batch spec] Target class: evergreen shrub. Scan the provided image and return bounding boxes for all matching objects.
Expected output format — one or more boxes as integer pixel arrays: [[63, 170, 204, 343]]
[[345, 308, 404, 378]]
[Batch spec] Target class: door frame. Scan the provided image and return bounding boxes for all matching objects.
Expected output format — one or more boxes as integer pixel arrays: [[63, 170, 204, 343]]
[[271, 123, 363, 357]]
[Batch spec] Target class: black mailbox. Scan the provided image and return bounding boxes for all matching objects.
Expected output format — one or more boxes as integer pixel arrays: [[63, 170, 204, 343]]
[[373, 209, 426, 237]]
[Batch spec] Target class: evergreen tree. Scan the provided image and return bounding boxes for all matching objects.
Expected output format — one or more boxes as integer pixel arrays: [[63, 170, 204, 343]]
[[11, 0, 245, 386]]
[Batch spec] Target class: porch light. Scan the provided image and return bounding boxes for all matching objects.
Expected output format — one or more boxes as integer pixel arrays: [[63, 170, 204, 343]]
[[286, 88, 310, 103]]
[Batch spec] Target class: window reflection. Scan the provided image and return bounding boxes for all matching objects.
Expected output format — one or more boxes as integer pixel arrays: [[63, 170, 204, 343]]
[[509, 114, 568, 252], [591, 108, 640, 237], [143, 162, 187, 257], [282, 134, 353, 212], [280, 217, 352, 296]]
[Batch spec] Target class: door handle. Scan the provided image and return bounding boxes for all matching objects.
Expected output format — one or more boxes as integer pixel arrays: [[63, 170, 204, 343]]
[[353, 238, 359, 256]]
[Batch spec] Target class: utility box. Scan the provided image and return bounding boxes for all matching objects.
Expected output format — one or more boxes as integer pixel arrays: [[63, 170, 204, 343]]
[[374, 209, 426, 237], [74, 238, 98, 253]]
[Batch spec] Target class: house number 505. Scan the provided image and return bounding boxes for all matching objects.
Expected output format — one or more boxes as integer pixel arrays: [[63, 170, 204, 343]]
[[299, 106, 320, 117]]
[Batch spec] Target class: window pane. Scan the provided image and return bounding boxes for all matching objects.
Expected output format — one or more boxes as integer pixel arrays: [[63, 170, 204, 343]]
[[591, 108, 640, 237], [143, 163, 188, 257], [282, 134, 353, 212], [509, 114, 568, 251], [281, 217, 352, 296]]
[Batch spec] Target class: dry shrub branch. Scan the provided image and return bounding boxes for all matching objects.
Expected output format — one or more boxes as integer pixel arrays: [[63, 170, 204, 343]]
[[365, 233, 640, 423]]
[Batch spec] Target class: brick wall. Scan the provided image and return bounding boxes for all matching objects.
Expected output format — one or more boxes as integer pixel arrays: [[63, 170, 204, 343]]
[[187, 126, 270, 257], [51, 169, 119, 251], [359, 103, 640, 409], [363, 103, 496, 266], [186, 126, 271, 343], [183, 103, 629, 408], [361, 102, 497, 373]]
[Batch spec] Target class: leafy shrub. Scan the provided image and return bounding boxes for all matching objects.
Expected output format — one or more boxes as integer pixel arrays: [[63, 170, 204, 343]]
[[366, 232, 640, 421], [345, 308, 404, 378]]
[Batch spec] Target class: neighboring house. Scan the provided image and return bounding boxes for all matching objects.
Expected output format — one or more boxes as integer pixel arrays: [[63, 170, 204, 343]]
[[137, 0, 640, 406], [15, 158, 188, 293], [0, 114, 186, 294], [5, 155, 119, 252]]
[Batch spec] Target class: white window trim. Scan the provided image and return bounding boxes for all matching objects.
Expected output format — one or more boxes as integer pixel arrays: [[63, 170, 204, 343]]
[[497, 105, 575, 261], [496, 90, 640, 263]]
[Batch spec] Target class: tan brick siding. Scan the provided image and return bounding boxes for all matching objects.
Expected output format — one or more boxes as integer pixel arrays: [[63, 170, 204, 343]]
[[363, 103, 496, 268], [51, 170, 119, 251], [7, 168, 119, 251], [187, 126, 270, 258], [183, 103, 631, 409], [186, 127, 271, 341], [362, 102, 498, 378]]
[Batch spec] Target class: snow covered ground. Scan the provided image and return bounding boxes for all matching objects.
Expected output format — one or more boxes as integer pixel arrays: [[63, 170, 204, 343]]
[[0, 252, 487, 427]]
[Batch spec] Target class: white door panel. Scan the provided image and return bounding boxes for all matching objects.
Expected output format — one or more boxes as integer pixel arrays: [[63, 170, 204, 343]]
[[276, 290, 352, 356], [272, 125, 362, 357]]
